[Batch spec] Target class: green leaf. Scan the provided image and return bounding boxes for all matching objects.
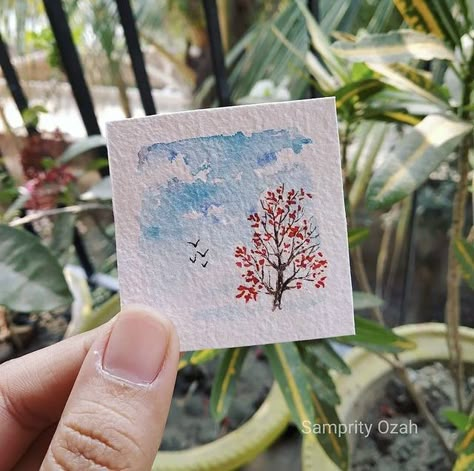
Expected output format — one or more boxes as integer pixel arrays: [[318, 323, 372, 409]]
[[335, 78, 386, 109], [454, 238, 474, 291], [48, 212, 76, 263], [265, 343, 314, 426], [78, 293, 120, 333], [299, 339, 350, 375], [361, 107, 422, 126], [178, 349, 221, 370], [59, 135, 106, 164], [0, 225, 72, 312], [3, 191, 31, 222], [454, 415, 474, 471], [210, 347, 249, 421], [442, 409, 470, 431], [224, 2, 309, 104], [367, 115, 472, 210], [295, 0, 349, 83], [369, 63, 450, 108], [337, 315, 416, 353], [332, 30, 455, 63], [453, 453, 474, 471], [348, 227, 370, 248], [392, 0, 460, 46], [304, 362, 340, 406], [81, 176, 112, 201], [349, 123, 388, 209], [311, 393, 349, 470], [271, 26, 336, 93], [86, 158, 110, 171], [41, 157, 56, 170], [353, 291, 384, 310], [21, 105, 47, 128]]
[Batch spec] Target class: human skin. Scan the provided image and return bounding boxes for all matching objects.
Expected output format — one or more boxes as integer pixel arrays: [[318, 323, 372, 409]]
[[0, 306, 179, 470]]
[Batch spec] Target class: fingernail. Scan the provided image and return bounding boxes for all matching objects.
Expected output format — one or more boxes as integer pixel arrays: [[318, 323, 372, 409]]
[[103, 309, 170, 384]]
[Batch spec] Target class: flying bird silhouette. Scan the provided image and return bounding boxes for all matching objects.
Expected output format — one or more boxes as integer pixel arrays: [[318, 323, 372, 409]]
[[197, 249, 209, 257], [201, 261, 208, 268], [187, 239, 200, 248], [189, 256, 196, 263]]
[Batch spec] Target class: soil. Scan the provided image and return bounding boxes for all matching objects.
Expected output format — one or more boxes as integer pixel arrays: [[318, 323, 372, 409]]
[[352, 363, 473, 471], [161, 349, 273, 450]]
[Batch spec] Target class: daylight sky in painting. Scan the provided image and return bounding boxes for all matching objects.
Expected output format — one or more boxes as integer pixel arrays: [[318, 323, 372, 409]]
[[137, 128, 328, 319]]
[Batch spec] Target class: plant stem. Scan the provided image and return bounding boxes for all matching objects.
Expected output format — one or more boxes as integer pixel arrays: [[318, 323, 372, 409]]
[[445, 139, 469, 411], [376, 212, 394, 298], [444, 57, 473, 410], [8, 203, 112, 227], [352, 245, 384, 324], [341, 121, 351, 173]]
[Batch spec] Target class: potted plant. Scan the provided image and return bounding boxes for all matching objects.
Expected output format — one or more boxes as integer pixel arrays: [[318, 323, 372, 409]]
[[273, 0, 474, 469]]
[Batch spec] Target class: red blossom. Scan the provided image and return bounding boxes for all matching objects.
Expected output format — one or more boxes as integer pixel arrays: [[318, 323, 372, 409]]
[[234, 184, 328, 310]]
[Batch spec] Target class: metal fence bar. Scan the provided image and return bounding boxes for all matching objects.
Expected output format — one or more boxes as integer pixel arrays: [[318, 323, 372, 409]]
[[307, 0, 322, 99], [115, 0, 157, 116], [202, 0, 232, 107], [0, 34, 37, 135], [42, 0, 101, 137], [73, 227, 95, 279]]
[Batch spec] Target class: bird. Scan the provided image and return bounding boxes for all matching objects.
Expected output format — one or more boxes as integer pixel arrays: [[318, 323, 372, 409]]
[[201, 261, 208, 268], [197, 249, 209, 257], [187, 239, 200, 248], [189, 256, 196, 263]]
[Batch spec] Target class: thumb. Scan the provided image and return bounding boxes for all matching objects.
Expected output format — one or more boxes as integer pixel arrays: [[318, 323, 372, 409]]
[[41, 306, 179, 471]]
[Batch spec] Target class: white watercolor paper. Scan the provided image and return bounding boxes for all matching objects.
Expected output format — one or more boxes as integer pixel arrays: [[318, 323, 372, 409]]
[[107, 98, 354, 351]]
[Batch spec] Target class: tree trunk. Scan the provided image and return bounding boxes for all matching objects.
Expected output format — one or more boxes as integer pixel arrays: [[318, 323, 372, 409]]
[[272, 271, 284, 311]]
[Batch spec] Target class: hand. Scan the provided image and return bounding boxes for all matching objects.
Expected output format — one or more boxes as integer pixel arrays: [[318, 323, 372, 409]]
[[0, 306, 180, 470]]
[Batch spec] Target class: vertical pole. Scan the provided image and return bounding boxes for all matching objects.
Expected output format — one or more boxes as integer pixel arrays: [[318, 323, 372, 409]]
[[0, 34, 37, 134], [42, 0, 101, 137], [307, 0, 322, 98], [202, 0, 232, 107], [42, 0, 101, 277], [115, 0, 157, 115], [73, 228, 95, 279]]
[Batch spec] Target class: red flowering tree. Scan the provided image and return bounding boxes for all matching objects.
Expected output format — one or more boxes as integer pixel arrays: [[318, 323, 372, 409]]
[[235, 184, 328, 310]]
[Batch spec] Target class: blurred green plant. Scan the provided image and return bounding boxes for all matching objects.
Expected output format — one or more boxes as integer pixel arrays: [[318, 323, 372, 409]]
[[0, 224, 72, 312], [249, 0, 474, 467]]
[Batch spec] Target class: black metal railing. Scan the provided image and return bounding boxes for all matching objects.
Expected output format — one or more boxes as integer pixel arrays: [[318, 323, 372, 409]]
[[202, 0, 232, 107], [0, 34, 37, 135], [116, 0, 157, 115], [43, 0, 101, 137]]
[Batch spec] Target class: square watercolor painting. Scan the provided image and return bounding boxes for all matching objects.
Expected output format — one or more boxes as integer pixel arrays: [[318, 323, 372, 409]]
[[107, 98, 354, 351]]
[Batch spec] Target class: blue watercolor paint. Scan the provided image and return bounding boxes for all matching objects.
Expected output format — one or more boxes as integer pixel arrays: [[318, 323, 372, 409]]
[[138, 128, 314, 243]]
